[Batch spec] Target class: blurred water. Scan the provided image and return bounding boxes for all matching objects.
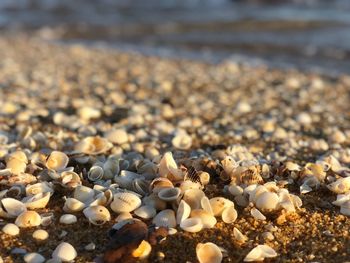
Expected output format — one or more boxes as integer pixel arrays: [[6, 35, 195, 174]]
[[1, 0, 350, 74]]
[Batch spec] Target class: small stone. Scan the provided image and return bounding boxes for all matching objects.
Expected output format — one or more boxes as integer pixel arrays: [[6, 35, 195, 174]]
[[84, 242, 96, 251], [59, 214, 77, 225], [11, 248, 27, 254], [2, 223, 20, 236], [24, 252, 45, 263], [157, 251, 165, 260], [32, 229, 49, 241], [58, 230, 68, 239], [52, 242, 77, 262], [262, 231, 274, 241]]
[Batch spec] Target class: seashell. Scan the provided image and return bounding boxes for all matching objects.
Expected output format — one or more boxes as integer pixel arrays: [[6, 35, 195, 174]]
[[152, 209, 176, 228], [40, 212, 54, 226], [183, 189, 205, 210], [180, 217, 203, 233], [111, 192, 142, 213], [105, 129, 129, 145], [227, 185, 244, 196], [103, 157, 120, 179], [201, 196, 214, 215], [251, 208, 266, 221], [46, 151, 69, 171], [63, 197, 86, 213], [176, 200, 191, 224], [2, 223, 20, 236], [132, 178, 150, 196], [172, 132, 192, 150], [23, 252, 45, 263], [83, 205, 111, 225], [137, 161, 158, 179], [73, 185, 95, 203], [0, 198, 27, 218], [234, 195, 249, 207], [327, 177, 350, 194], [60, 171, 81, 189], [8, 150, 28, 163], [239, 166, 264, 185], [158, 187, 181, 202], [285, 161, 301, 171], [221, 206, 238, 223], [75, 136, 112, 155], [52, 242, 77, 262], [32, 229, 49, 241], [158, 152, 184, 181], [190, 209, 216, 228], [134, 205, 156, 219], [131, 240, 152, 260], [302, 163, 326, 182], [244, 244, 277, 262], [26, 182, 54, 196], [150, 177, 174, 194], [261, 163, 270, 178], [255, 192, 279, 211], [112, 218, 140, 231], [88, 165, 104, 181], [168, 228, 178, 235], [22, 192, 50, 209], [59, 214, 77, 225], [249, 185, 268, 203], [196, 242, 223, 263], [340, 200, 350, 216], [198, 172, 210, 186], [209, 197, 234, 217], [6, 157, 27, 175], [114, 170, 141, 190], [15, 211, 41, 228], [4, 185, 23, 199], [179, 180, 202, 192], [116, 212, 133, 222], [143, 193, 167, 211], [233, 227, 248, 243]]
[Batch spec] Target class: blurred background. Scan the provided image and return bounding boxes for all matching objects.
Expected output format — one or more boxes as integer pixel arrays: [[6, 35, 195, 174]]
[[1, 0, 349, 74]]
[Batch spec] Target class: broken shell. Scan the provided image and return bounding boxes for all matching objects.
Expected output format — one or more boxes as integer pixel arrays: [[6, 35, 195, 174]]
[[75, 136, 112, 155], [0, 198, 27, 218], [22, 192, 50, 209], [180, 217, 203, 233], [255, 192, 279, 211], [152, 209, 176, 228], [196, 242, 223, 263], [32, 229, 49, 241], [244, 244, 277, 262], [88, 166, 104, 181], [209, 197, 234, 217], [40, 212, 55, 226], [190, 209, 217, 228], [46, 151, 69, 171], [150, 177, 174, 194], [158, 187, 181, 202], [52, 242, 77, 262], [2, 223, 20, 236], [15, 211, 41, 228], [158, 152, 184, 181], [131, 240, 152, 260], [176, 200, 191, 224], [233, 227, 248, 243], [134, 205, 156, 219], [183, 189, 205, 210], [59, 214, 77, 225], [172, 132, 192, 150], [83, 205, 111, 225], [251, 208, 266, 221], [221, 206, 238, 223], [63, 198, 86, 213], [327, 177, 350, 194], [110, 192, 142, 213], [60, 171, 82, 189]]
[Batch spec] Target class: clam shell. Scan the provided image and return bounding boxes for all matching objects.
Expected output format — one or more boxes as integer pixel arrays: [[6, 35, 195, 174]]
[[88, 166, 104, 181], [179, 180, 202, 192], [32, 229, 49, 241], [227, 185, 244, 196], [114, 170, 141, 190], [251, 208, 266, 221], [59, 214, 77, 225], [103, 157, 120, 179], [183, 189, 205, 210], [105, 129, 129, 145], [134, 205, 156, 219], [116, 212, 133, 222], [110, 192, 142, 213], [244, 244, 277, 262], [60, 171, 81, 189], [40, 212, 55, 226], [23, 252, 45, 263], [15, 211, 41, 228], [131, 240, 152, 260], [196, 242, 223, 263], [26, 182, 54, 196], [176, 200, 191, 224], [22, 192, 50, 209], [200, 196, 213, 215], [83, 205, 111, 225], [152, 209, 176, 228], [8, 150, 28, 163], [180, 217, 203, 233], [132, 178, 150, 196], [0, 198, 27, 218], [327, 177, 350, 194], [233, 227, 248, 243], [2, 223, 20, 236], [221, 206, 238, 223], [190, 209, 216, 228], [158, 152, 184, 181], [158, 187, 181, 202], [143, 193, 167, 210], [172, 132, 192, 150], [46, 151, 69, 171], [255, 192, 279, 211], [150, 177, 174, 194], [63, 198, 86, 213], [209, 197, 234, 217], [6, 158, 27, 175], [52, 242, 77, 262], [74, 136, 112, 155], [73, 185, 95, 203]]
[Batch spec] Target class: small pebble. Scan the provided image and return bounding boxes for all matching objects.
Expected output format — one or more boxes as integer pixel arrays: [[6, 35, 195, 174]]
[[262, 231, 274, 241], [32, 229, 49, 241], [58, 230, 68, 238], [59, 214, 77, 225], [11, 248, 27, 254], [52, 242, 77, 262], [24, 252, 45, 263], [157, 251, 165, 260], [2, 223, 20, 236], [85, 242, 96, 251]]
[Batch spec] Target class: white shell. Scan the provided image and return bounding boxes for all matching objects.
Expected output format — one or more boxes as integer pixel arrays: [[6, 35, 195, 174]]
[[327, 177, 350, 194], [143, 193, 167, 211], [150, 177, 174, 194], [114, 170, 141, 189], [59, 214, 77, 225], [183, 189, 205, 210], [26, 182, 54, 196], [63, 198, 86, 213], [152, 209, 176, 228], [176, 200, 191, 224], [221, 206, 238, 223], [40, 212, 54, 226], [52, 242, 77, 262], [233, 227, 248, 243], [200, 196, 213, 215], [74, 136, 112, 155], [22, 192, 51, 209], [255, 192, 279, 211], [116, 212, 133, 222], [105, 129, 129, 145], [190, 209, 217, 228], [32, 229, 49, 241], [227, 185, 244, 196], [196, 242, 223, 263], [158, 152, 183, 181], [251, 208, 266, 221], [180, 217, 203, 233], [83, 205, 111, 225], [132, 178, 150, 196], [88, 166, 104, 181], [24, 253, 45, 263], [158, 187, 181, 202], [244, 244, 277, 262], [2, 223, 20, 236], [131, 240, 152, 260], [110, 192, 142, 213], [172, 132, 192, 150], [0, 198, 27, 218], [73, 185, 95, 203], [46, 151, 69, 171], [15, 211, 41, 228], [209, 197, 234, 217], [134, 205, 156, 219]]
